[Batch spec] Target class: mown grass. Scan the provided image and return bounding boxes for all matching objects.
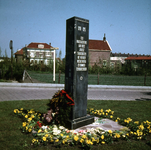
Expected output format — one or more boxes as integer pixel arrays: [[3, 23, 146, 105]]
[[0, 100, 151, 150], [27, 71, 151, 86]]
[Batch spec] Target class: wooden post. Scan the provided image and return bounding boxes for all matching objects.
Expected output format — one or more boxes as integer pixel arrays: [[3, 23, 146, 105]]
[[58, 70, 61, 83], [97, 73, 99, 85], [144, 73, 146, 86]]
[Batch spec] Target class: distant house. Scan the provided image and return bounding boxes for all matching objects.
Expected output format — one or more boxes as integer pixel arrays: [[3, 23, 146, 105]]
[[15, 42, 58, 65], [110, 53, 130, 68], [125, 56, 151, 70], [89, 34, 112, 67]]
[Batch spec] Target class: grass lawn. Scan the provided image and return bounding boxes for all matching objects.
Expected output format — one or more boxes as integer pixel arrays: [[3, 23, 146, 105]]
[[27, 71, 151, 86], [0, 100, 151, 150]]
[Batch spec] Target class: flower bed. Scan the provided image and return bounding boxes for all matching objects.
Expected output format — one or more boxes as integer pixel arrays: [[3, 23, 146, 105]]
[[14, 107, 151, 149]]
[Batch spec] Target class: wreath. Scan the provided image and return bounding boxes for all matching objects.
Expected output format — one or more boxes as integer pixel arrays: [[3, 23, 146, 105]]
[[43, 90, 74, 127]]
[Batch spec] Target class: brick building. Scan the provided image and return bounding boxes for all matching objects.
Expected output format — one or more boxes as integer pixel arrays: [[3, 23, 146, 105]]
[[89, 34, 112, 67]]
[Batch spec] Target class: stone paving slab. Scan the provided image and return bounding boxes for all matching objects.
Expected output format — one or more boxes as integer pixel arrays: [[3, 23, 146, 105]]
[[75, 117, 127, 132]]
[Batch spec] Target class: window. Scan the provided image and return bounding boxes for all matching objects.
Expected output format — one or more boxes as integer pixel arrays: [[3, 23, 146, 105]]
[[103, 60, 107, 67], [110, 62, 115, 68]]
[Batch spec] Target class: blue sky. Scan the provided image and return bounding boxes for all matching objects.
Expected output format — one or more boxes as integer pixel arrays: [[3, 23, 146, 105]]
[[0, 0, 151, 58]]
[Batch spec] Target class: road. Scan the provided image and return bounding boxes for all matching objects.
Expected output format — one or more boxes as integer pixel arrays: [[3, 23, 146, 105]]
[[0, 87, 151, 101]]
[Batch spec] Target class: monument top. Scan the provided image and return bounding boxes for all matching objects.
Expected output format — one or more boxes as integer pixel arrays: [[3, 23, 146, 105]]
[[67, 16, 89, 23]]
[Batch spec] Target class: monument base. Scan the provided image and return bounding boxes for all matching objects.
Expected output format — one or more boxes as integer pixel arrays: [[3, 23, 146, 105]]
[[67, 115, 95, 130]]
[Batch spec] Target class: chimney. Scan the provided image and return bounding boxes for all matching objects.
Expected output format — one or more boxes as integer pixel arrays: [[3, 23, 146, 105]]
[[103, 33, 106, 42], [49, 43, 51, 46]]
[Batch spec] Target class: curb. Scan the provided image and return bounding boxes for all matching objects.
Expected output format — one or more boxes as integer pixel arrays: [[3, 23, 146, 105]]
[[0, 82, 151, 90]]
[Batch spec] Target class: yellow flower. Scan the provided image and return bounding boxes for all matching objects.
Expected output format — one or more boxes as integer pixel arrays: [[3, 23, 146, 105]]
[[60, 134, 63, 137], [108, 130, 112, 134], [22, 122, 26, 127], [28, 117, 32, 122], [20, 108, 23, 110], [45, 134, 48, 137], [31, 114, 35, 118], [137, 136, 142, 140], [43, 137, 47, 141], [100, 109, 103, 112], [55, 139, 59, 142], [86, 140, 93, 145], [66, 135, 69, 139], [111, 111, 114, 114], [62, 140, 66, 144], [106, 113, 108, 116], [25, 115, 28, 118], [127, 117, 132, 122], [134, 121, 139, 124], [110, 115, 113, 118], [14, 109, 17, 113], [114, 133, 120, 138], [28, 128, 32, 132], [115, 119, 118, 122], [82, 134, 87, 139], [101, 141, 105, 144], [117, 117, 120, 120], [96, 138, 99, 143], [38, 129, 42, 133], [101, 135, 104, 140], [91, 137, 96, 142], [139, 124, 144, 130], [74, 136, 79, 141], [130, 131, 133, 134], [32, 139, 37, 143], [80, 138, 84, 143], [126, 133, 129, 136]]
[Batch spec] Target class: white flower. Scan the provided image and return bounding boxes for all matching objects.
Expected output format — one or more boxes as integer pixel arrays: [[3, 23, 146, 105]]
[[52, 113, 56, 117], [41, 126, 48, 130], [59, 126, 65, 130], [53, 129, 61, 135], [53, 126, 61, 135]]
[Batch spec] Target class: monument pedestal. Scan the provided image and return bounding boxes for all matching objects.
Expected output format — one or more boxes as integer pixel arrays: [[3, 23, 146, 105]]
[[67, 115, 94, 130], [65, 16, 94, 130]]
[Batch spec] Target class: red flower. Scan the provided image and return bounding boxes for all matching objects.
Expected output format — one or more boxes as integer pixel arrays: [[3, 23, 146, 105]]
[[37, 121, 42, 128]]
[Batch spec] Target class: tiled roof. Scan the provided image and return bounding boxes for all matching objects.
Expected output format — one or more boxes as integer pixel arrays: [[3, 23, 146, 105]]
[[14, 48, 24, 55], [14, 42, 53, 55], [27, 42, 52, 49], [89, 40, 111, 51], [125, 56, 151, 60]]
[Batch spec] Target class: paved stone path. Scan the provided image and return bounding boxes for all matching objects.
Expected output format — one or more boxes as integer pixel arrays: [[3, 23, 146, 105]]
[[0, 86, 151, 101]]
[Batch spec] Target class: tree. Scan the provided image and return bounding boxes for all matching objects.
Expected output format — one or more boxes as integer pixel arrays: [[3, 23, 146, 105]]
[[59, 49, 62, 60], [0, 47, 2, 57], [5, 49, 8, 58]]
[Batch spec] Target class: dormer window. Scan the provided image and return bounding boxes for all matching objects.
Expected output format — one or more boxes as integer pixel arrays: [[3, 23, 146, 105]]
[[38, 44, 44, 48]]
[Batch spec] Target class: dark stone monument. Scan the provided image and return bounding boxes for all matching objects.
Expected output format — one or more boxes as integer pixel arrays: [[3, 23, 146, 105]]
[[65, 16, 94, 129]]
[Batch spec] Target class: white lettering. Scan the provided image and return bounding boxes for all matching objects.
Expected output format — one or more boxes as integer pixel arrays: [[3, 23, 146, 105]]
[[77, 60, 86, 63], [76, 67, 87, 71], [77, 52, 86, 56], [78, 64, 85, 67]]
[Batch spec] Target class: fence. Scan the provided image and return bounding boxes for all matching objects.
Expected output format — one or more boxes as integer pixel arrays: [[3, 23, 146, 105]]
[[27, 71, 151, 86]]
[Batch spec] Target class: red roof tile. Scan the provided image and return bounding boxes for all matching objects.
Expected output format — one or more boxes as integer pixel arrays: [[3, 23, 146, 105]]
[[14, 48, 24, 55], [89, 40, 111, 51], [27, 42, 52, 49], [125, 56, 151, 60]]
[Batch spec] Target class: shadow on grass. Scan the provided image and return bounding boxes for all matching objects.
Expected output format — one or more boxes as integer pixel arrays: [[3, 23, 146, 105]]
[[135, 98, 151, 101]]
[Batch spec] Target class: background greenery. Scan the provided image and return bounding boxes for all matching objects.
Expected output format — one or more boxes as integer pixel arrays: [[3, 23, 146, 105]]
[[0, 100, 151, 150], [0, 57, 151, 83], [27, 71, 151, 86]]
